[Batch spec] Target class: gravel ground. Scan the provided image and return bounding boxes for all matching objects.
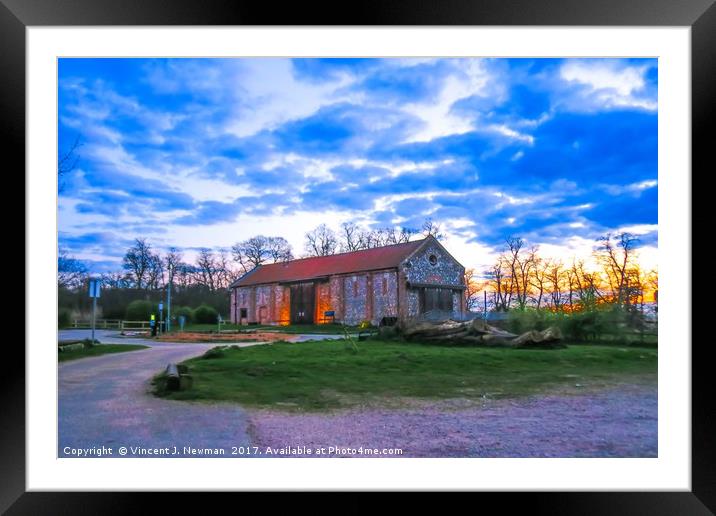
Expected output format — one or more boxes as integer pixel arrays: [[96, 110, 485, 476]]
[[59, 330, 254, 458], [58, 329, 346, 458], [59, 330, 656, 459], [248, 382, 657, 458]]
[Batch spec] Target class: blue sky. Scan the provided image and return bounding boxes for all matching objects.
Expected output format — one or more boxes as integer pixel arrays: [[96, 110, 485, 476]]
[[58, 57, 658, 273]]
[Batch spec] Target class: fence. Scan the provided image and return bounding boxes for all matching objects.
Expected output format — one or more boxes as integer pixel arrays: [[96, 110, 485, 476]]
[[71, 319, 153, 330]]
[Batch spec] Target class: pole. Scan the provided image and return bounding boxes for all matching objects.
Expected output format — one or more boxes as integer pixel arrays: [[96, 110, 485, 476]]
[[91, 295, 97, 343], [167, 265, 172, 332]]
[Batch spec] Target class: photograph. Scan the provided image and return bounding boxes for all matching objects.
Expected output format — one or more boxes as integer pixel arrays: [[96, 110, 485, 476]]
[[56, 56, 660, 459]]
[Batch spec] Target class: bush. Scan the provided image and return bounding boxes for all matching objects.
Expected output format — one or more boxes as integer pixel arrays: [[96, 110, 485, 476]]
[[193, 304, 219, 324], [505, 306, 641, 343], [125, 299, 155, 321], [58, 308, 72, 329], [172, 305, 193, 324]]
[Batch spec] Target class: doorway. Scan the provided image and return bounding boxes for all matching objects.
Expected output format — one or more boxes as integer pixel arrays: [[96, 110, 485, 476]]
[[290, 282, 315, 324]]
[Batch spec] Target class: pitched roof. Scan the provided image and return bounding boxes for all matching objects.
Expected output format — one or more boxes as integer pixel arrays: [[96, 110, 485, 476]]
[[230, 237, 429, 288]]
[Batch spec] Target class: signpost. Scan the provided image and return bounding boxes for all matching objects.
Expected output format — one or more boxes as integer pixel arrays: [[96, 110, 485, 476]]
[[158, 302, 164, 335], [88, 278, 101, 343], [166, 264, 173, 332]]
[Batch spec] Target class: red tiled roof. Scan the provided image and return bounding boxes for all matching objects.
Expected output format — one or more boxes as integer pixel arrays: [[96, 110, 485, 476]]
[[230, 238, 428, 288]]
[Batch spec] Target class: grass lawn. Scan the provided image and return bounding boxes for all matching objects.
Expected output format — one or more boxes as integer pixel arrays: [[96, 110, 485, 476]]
[[154, 339, 657, 411], [175, 323, 359, 335], [59, 343, 149, 362]]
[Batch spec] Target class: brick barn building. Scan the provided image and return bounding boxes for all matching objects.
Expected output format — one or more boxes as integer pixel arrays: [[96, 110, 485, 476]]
[[229, 235, 466, 326]]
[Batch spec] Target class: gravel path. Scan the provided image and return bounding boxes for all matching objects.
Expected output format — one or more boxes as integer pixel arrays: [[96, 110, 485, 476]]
[[59, 330, 656, 458], [248, 383, 657, 458], [58, 330, 253, 458], [58, 329, 348, 458]]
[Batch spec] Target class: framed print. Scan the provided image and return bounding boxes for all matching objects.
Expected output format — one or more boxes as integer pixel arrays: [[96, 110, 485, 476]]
[[6, 0, 714, 511]]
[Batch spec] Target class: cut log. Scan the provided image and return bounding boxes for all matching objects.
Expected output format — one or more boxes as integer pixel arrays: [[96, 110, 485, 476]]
[[400, 319, 562, 349], [511, 327, 565, 348], [165, 363, 181, 391]]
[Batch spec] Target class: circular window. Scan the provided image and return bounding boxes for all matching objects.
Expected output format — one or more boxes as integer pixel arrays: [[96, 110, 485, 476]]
[[428, 254, 438, 266], [405, 260, 412, 268]]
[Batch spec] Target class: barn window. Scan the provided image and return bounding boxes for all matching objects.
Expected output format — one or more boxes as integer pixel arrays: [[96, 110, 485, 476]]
[[240, 308, 248, 318], [382, 277, 388, 295], [353, 281, 359, 297], [428, 254, 438, 266]]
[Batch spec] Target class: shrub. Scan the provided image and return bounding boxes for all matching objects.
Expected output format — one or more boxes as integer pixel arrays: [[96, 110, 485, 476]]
[[507, 308, 548, 334], [58, 308, 72, 329], [505, 305, 641, 343], [172, 305, 193, 324], [193, 304, 219, 324], [125, 299, 155, 321]]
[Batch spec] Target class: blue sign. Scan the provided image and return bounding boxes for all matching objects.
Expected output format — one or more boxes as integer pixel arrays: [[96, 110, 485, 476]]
[[88, 279, 101, 298]]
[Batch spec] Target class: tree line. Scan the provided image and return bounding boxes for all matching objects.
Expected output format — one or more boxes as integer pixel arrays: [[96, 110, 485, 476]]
[[471, 232, 658, 315], [57, 219, 445, 318]]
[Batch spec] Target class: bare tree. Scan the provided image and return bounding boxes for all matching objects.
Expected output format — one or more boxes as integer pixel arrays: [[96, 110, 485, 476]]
[[464, 268, 484, 311], [304, 224, 338, 257], [500, 237, 535, 310], [145, 253, 165, 290], [486, 258, 511, 312], [195, 248, 218, 290], [530, 256, 550, 309], [58, 135, 82, 192], [422, 218, 445, 240], [232, 235, 293, 274], [164, 247, 182, 282], [172, 261, 196, 290], [58, 249, 88, 289], [596, 232, 639, 306], [266, 236, 293, 262], [545, 261, 565, 311], [571, 259, 604, 309], [647, 269, 658, 311], [122, 238, 157, 290], [215, 249, 239, 289], [100, 271, 130, 289], [339, 222, 366, 252]]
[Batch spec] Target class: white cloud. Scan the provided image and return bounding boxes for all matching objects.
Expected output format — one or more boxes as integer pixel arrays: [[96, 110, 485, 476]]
[[402, 60, 491, 143], [223, 59, 354, 138], [559, 60, 657, 111]]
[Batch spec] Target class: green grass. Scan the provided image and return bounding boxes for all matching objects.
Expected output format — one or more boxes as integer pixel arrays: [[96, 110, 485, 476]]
[[59, 343, 149, 362], [154, 339, 657, 411], [175, 323, 359, 334]]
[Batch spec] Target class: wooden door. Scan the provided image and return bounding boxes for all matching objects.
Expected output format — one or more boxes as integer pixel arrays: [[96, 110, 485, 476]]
[[290, 283, 315, 324], [421, 287, 453, 313]]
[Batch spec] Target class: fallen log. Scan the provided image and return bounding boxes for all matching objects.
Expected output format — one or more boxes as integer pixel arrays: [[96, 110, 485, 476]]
[[401, 319, 562, 348], [511, 327, 566, 348], [165, 363, 181, 391]]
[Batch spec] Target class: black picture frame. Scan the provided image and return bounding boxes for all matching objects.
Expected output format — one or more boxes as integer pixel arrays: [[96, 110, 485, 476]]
[[5, 0, 712, 511]]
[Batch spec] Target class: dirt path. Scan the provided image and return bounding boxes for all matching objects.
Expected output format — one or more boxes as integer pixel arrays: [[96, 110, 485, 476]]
[[248, 382, 657, 458]]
